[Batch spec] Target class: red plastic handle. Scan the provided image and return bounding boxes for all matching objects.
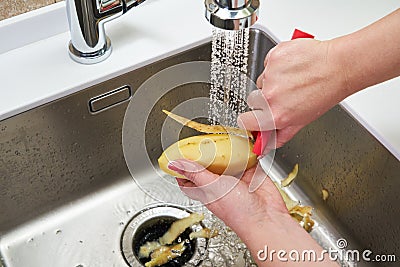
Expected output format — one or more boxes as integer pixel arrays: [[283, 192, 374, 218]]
[[252, 29, 314, 156], [253, 131, 269, 156], [291, 29, 315, 39]]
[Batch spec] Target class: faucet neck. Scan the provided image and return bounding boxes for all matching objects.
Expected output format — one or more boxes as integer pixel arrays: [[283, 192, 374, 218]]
[[66, 0, 142, 64]]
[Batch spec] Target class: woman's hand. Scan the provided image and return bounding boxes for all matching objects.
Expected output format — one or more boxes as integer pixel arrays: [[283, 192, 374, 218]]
[[238, 38, 350, 149], [168, 159, 289, 236], [168, 159, 338, 266], [238, 8, 400, 151]]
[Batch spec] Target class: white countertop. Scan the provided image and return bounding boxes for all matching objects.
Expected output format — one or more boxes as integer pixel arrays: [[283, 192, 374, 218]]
[[0, 0, 399, 159]]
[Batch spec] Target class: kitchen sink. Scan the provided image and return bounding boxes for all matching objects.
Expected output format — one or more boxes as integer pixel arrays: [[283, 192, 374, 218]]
[[0, 28, 399, 267]]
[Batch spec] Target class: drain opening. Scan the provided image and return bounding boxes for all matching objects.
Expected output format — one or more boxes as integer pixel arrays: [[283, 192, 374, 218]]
[[121, 205, 208, 267], [133, 216, 196, 266]]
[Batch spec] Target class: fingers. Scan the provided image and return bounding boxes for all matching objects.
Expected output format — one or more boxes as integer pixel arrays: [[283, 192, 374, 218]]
[[168, 159, 218, 186], [169, 159, 244, 205], [177, 178, 208, 202], [264, 46, 276, 67], [256, 46, 277, 88], [239, 164, 272, 194], [240, 165, 288, 213], [248, 163, 269, 192], [247, 90, 269, 110], [239, 166, 257, 184], [256, 71, 264, 88], [175, 178, 194, 187], [169, 160, 218, 203]]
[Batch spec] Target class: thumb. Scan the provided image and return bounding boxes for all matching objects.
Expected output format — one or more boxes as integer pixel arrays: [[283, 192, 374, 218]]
[[237, 110, 275, 132], [168, 159, 225, 205], [167, 159, 218, 186]]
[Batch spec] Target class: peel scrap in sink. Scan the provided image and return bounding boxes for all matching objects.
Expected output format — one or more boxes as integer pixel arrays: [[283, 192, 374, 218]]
[[159, 212, 204, 245], [158, 110, 257, 178], [322, 188, 329, 201], [276, 164, 315, 232], [189, 228, 219, 240], [144, 242, 186, 267], [139, 212, 219, 267], [281, 163, 299, 187], [276, 182, 315, 232]]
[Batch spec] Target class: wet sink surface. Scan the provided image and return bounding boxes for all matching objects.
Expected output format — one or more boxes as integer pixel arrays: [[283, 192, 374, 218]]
[[0, 28, 399, 267]]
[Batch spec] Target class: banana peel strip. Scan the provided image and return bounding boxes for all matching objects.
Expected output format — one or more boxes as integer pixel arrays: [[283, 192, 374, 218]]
[[163, 110, 253, 140]]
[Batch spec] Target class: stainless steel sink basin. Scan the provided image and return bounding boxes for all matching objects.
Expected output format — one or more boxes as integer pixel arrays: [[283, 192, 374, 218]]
[[0, 28, 399, 267]]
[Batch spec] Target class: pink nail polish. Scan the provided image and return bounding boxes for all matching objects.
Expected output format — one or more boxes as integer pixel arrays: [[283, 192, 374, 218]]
[[167, 161, 185, 175], [178, 160, 203, 172]]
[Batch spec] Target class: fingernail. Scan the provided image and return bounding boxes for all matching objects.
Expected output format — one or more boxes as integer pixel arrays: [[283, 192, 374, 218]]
[[167, 161, 185, 175]]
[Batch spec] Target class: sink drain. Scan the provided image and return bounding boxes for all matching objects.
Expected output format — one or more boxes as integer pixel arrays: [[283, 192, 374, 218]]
[[121, 205, 208, 267]]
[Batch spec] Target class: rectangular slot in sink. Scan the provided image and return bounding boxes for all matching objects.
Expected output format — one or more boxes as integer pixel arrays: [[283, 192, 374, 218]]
[[88, 85, 132, 114]]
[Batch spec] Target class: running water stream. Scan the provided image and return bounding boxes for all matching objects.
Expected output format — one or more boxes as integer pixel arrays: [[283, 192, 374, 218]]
[[209, 28, 250, 127], [200, 27, 257, 266]]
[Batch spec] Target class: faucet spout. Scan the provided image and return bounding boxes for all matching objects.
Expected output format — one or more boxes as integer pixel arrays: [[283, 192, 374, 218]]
[[205, 0, 259, 30], [66, 0, 258, 64], [66, 0, 144, 64]]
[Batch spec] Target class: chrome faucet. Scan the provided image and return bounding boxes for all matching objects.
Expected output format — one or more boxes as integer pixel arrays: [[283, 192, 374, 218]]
[[66, 0, 145, 64], [66, 0, 259, 64], [205, 0, 259, 30]]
